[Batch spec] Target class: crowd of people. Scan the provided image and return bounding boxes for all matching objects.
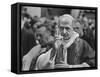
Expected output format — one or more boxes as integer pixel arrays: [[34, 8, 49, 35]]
[[21, 8, 96, 71]]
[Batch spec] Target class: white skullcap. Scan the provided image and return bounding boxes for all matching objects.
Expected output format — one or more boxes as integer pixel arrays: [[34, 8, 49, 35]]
[[59, 14, 74, 26]]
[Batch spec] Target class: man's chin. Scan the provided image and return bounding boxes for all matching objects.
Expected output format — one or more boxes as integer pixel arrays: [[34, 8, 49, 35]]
[[63, 37, 71, 42], [63, 37, 70, 40], [41, 43, 47, 48]]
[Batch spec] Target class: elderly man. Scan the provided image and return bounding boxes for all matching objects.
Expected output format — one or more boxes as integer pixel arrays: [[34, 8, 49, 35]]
[[54, 14, 95, 68]]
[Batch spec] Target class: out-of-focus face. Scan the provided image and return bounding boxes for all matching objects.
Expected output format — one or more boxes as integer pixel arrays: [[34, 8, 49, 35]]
[[73, 21, 83, 37], [35, 26, 51, 46]]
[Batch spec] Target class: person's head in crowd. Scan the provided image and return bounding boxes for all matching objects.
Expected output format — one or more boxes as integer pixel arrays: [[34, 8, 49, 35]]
[[21, 15, 31, 29], [29, 16, 39, 31], [21, 8, 32, 29], [88, 19, 95, 30], [21, 7, 31, 20], [33, 17, 47, 30], [21, 7, 27, 19], [34, 18, 55, 47], [78, 10, 84, 19], [82, 14, 89, 29], [74, 20, 84, 37], [71, 9, 80, 19], [33, 17, 56, 35], [58, 14, 81, 39], [21, 7, 27, 14]]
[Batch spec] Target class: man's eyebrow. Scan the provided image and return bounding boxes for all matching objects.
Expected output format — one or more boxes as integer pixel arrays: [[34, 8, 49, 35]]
[[37, 24, 44, 28]]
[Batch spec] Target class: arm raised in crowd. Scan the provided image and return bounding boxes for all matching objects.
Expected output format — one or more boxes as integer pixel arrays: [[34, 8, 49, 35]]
[[22, 44, 41, 71]]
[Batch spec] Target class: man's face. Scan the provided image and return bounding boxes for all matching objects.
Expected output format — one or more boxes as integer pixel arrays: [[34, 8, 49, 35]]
[[35, 26, 51, 46], [73, 21, 83, 36], [59, 24, 72, 40], [59, 17, 74, 40]]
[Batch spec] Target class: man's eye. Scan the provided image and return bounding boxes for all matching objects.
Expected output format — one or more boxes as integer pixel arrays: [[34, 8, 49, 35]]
[[60, 27, 64, 30], [36, 34, 42, 39], [37, 24, 44, 29], [65, 27, 70, 30], [74, 27, 79, 29], [37, 25, 41, 29], [60, 27, 70, 31]]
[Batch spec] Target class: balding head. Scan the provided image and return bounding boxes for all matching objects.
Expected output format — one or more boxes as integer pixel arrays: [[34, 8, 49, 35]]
[[59, 14, 74, 27]]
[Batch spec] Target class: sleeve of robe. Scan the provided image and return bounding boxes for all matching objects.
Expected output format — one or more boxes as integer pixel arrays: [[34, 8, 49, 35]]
[[80, 39, 95, 67]]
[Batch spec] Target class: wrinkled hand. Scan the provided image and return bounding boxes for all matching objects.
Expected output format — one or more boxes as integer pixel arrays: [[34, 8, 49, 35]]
[[55, 40, 62, 49]]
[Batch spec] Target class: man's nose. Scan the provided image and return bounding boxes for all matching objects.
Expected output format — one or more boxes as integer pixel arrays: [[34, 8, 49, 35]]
[[63, 28, 67, 33]]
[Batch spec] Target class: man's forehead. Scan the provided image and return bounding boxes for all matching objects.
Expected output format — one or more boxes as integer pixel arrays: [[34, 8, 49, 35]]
[[60, 24, 72, 28], [60, 25, 68, 27], [36, 26, 46, 32]]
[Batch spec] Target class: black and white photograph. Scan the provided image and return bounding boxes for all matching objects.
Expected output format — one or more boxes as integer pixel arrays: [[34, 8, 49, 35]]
[[21, 6, 97, 71], [0, 0, 100, 76], [11, 3, 97, 74]]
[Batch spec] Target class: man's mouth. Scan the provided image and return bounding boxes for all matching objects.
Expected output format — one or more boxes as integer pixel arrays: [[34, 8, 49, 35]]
[[61, 32, 71, 40], [63, 35, 70, 40]]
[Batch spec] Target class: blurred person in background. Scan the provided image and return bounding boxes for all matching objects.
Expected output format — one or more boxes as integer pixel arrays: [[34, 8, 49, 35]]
[[21, 11, 40, 70], [81, 15, 95, 51]]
